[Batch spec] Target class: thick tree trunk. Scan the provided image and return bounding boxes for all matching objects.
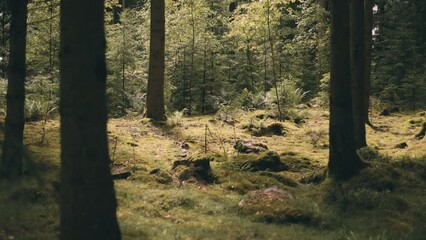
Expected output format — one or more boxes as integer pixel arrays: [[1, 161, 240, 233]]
[[0, 0, 28, 179], [146, 0, 166, 120], [59, 0, 121, 239], [364, 0, 373, 125], [351, 0, 367, 148], [328, 0, 365, 180]]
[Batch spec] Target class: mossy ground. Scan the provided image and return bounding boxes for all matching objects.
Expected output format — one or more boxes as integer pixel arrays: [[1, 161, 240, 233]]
[[0, 107, 425, 239]]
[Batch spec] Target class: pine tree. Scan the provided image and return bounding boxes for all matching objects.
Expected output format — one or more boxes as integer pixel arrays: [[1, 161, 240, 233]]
[[328, 0, 365, 180], [350, 0, 367, 148], [0, 0, 28, 179], [59, 0, 121, 238]]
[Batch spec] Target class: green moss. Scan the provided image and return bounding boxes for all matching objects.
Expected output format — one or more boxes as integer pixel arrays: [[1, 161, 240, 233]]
[[230, 151, 288, 172]]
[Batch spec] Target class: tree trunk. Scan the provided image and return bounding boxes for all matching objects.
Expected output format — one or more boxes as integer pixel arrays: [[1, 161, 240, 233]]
[[266, 0, 283, 121], [328, 0, 365, 180], [0, 0, 28, 179], [364, 0, 373, 125], [146, 0, 166, 120], [59, 0, 121, 239], [350, 0, 367, 148]]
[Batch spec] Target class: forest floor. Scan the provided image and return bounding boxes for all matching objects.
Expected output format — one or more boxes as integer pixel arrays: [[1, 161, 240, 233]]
[[0, 106, 426, 240]]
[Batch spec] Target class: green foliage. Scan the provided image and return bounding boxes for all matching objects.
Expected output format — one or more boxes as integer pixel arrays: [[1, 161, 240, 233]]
[[372, 0, 426, 110], [166, 109, 185, 128], [25, 76, 59, 121]]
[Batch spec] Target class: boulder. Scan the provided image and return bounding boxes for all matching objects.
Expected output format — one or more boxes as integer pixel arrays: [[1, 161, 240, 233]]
[[234, 140, 268, 154], [172, 157, 216, 184]]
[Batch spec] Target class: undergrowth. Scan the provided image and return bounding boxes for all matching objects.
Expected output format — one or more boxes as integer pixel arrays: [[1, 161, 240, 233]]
[[1, 109, 426, 239]]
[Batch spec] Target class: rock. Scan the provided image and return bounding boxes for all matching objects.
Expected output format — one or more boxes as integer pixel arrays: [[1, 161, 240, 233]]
[[254, 123, 285, 136], [295, 104, 309, 109], [394, 142, 408, 149], [234, 140, 268, 154], [149, 168, 161, 174], [238, 186, 293, 207], [380, 106, 400, 116], [217, 114, 236, 124], [293, 117, 305, 125], [112, 171, 131, 180], [415, 122, 426, 140], [172, 157, 216, 184]]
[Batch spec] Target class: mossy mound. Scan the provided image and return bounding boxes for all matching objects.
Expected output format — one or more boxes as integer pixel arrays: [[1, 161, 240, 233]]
[[243, 123, 285, 137], [300, 168, 327, 184], [172, 157, 217, 184], [258, 171, 299, 187], [280, 152, 321, 172], [236, 151, 288, 172], [239, 187, 320, 225], [392, 156, 426, 180], [149, 168, 173, 184], [325, 163, 406, 210], [234, 140, 268, 154]]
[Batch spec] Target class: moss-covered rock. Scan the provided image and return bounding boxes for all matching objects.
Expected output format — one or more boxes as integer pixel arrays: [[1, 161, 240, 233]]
[[149, 168, 173, 184], [239, 151, 288, 172], [238, 186, 321, 225], [253, 123, 285, 137], [172, 157, 217, 184], [234, 140, 268, 154]]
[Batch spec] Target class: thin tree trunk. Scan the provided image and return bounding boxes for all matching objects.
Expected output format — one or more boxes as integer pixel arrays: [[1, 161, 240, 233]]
[[121, 0, 126, 115], [328, 0, 365, 180], [189, 0, 195, 115], [201, 38, 208, 114], [146, 0, 166, 120], [351, 0, 367, 148], [0, 0, 28, 179], [364, 0, 373, 125], [263, 35, 267, 96], [48, 0, 53, 79], [59, 0, 121, 239], [266, 0, 283, 121]]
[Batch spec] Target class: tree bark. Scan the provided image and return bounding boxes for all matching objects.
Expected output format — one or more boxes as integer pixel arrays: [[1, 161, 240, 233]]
[[146, 0, 166, 120], [0, 0, 28, 179], [364, 0, 373, 125], [328, 0, 365, 180], [350, 0, 367, 148], [59, 0, 121, 239]]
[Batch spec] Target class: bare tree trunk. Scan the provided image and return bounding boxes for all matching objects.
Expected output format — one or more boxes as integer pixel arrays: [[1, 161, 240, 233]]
[[0, 0, 28, 179], [146, 0, 166, 120], [266, 0, 283, 121], [189, 0, 195, 115], [351, 0, 367, 148], [328, 0, 365, 180], [201, 41, 207, 113], [59, 0, 121, 239], [121, 0, 126, 115], [364, 0, 374, 126]]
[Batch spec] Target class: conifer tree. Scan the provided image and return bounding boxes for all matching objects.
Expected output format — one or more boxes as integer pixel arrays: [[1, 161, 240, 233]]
[[0, 0, 28, 179], [59, 0, 121, 238]]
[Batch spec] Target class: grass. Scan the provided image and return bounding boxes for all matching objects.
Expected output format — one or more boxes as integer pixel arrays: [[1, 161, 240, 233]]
[[0, 107, 426, 239]]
